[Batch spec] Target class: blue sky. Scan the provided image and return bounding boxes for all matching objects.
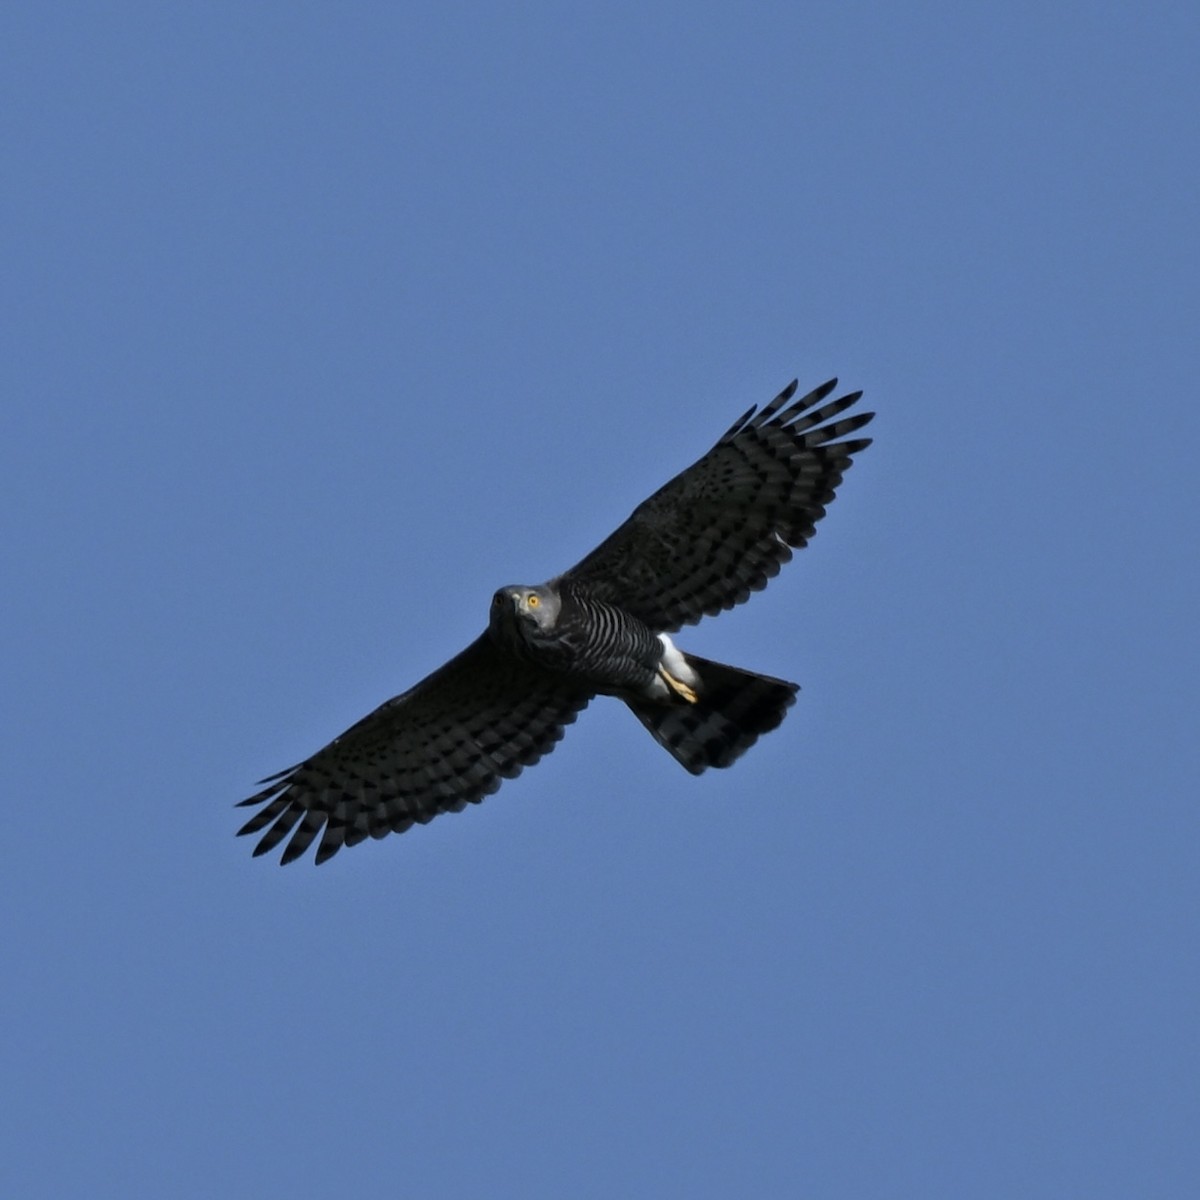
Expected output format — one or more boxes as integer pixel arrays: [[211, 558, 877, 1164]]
[[4, 3, 1197, 1196]]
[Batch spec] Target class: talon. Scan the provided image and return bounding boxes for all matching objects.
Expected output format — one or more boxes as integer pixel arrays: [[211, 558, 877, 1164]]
[[659, 667, 699, 703]]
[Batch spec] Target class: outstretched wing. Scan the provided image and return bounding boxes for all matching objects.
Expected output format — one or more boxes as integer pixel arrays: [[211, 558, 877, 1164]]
[[560, 379, 873, 631], [236, 635, 592, 865]]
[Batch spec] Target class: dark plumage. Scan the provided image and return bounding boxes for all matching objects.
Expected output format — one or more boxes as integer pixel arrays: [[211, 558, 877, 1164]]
[[238, 378, 873, 864]]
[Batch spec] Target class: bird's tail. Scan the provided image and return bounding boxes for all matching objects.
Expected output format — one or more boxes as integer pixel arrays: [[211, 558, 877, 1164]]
[[625, 655, 799, 774]]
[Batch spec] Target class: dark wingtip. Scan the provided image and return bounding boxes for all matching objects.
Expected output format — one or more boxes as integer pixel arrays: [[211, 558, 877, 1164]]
[[253, 762, 303, 786], [719, 403, 759, 442], [279, 843, 304, 866], [796, 378, 839, 409], [750, 379, 805, 429]]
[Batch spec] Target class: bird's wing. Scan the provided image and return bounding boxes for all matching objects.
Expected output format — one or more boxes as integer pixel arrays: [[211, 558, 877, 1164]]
[[236, 635, 592, 865], [559, 379, 873, 631]]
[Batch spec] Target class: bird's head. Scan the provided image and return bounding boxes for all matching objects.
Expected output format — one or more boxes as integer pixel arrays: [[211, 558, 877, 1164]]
[[489, 583, 561, 647]]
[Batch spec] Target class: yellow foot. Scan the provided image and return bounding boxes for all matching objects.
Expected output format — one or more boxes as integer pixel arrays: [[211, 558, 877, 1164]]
[[659, 667, 699, 703]]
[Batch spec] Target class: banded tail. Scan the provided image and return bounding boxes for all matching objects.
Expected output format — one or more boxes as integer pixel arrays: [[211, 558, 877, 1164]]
[[625, 654, 799, 774]]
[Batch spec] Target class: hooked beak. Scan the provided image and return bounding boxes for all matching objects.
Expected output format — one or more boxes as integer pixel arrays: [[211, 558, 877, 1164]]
[[514, 593, 539, 627]]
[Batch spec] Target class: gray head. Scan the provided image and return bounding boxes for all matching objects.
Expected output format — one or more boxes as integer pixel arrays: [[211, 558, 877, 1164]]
[[489, 583, 561, 650]]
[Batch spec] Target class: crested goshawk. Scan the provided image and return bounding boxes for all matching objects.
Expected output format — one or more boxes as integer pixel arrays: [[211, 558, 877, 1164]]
[[238, 378, 873, 864]]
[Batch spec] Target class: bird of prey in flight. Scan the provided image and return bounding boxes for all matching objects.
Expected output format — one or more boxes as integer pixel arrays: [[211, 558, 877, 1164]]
[[238, 378, 873, 864]]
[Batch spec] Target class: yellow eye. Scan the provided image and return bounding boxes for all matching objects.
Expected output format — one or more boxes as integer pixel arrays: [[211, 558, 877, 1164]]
[[527, 593, 540, 608]]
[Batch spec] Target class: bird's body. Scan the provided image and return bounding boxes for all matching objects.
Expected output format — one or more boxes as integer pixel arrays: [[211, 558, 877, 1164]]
[[238, 378, 874, 864], [492, 581, 673, 697], [488, 579, 797, 771], [490, 583, 648, 684]]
